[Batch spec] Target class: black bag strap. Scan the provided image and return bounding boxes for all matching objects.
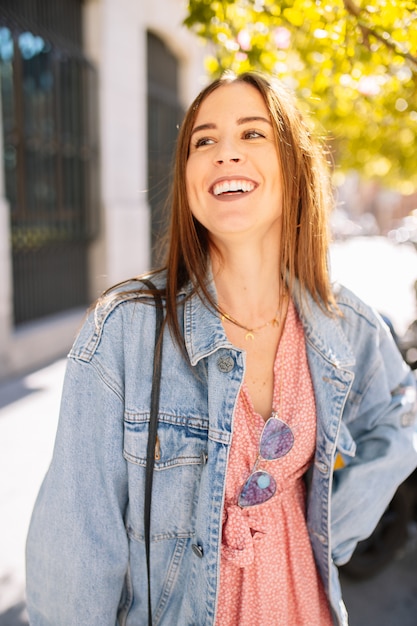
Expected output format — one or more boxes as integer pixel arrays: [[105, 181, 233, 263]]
[[140, 278, 164, 626]]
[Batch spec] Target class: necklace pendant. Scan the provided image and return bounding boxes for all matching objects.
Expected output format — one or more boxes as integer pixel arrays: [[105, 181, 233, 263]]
[[245, 331, 255, 340]]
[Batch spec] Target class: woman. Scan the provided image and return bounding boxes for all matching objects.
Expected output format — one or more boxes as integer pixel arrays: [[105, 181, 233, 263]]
[[26, 72, 417, 625]]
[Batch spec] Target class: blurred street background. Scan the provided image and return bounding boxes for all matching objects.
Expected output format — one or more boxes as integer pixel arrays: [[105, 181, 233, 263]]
[[1, 1, 417, 625]]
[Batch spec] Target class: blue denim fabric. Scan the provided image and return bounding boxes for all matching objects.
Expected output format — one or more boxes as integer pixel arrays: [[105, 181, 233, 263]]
[[26, 276, 417, 626]]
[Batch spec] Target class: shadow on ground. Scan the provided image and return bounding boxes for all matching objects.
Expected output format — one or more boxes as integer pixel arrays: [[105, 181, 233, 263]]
[[0, 377, 41, 411], [0, 602, 28, 626]]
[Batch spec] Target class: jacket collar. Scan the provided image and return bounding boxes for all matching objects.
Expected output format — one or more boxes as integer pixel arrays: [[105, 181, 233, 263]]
[[291, 281, 355, 369], [183, 279, 233, 366], [182, 276, 355, 370]]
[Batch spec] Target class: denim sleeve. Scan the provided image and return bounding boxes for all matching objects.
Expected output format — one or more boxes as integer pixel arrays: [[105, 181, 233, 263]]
[[26, 356, 129, 625], [331, 325, 417, 566]]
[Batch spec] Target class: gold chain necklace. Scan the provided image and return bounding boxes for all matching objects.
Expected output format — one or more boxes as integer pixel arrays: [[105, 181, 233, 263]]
[[219, 304, 281, 341]]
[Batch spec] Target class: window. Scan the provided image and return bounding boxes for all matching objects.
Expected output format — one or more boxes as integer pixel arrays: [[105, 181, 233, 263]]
[[0, 1, 98, 324]]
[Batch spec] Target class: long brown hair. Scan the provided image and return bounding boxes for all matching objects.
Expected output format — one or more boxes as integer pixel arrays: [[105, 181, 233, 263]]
[[160, 71, 335, 348]]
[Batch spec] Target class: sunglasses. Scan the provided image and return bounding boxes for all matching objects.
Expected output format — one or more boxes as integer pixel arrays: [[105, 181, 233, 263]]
[[238, 413, 294, 508]]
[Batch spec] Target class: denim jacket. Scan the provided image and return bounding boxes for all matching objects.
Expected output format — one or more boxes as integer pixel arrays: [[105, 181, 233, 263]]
[[26, 276, 417, 626]]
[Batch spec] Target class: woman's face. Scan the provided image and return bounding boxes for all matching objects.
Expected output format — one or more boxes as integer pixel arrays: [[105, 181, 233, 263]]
[[186, 82, 283, 245]]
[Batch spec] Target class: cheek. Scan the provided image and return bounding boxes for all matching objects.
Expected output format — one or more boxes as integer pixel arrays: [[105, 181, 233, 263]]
[[185, 181, 196, 213], [185, 163, 204, 207], [185, 169, 194, 202], [185, 160, 196, 190], [185, 177, 199, 220], [270, 162, 283, 193]]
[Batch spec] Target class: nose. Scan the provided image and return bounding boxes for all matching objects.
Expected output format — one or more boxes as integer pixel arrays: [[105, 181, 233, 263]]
[[216, 156, 241, 164], [214, 139, 244, 165]]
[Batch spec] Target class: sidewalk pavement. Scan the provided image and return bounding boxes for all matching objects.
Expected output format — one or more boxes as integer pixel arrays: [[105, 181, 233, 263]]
[[0, 358, 67, 625]]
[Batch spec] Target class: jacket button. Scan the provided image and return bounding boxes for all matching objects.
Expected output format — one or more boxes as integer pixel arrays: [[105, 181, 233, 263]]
[[217, 355, 234, 373], [192, 543, 204, 558], [200, 451, 208, 465]]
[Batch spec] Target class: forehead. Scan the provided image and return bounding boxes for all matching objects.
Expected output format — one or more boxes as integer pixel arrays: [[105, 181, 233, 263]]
[[193, 82, 270, 124]]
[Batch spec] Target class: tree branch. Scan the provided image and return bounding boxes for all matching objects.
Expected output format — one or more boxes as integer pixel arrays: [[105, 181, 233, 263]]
[[343, 0, 417, 69]]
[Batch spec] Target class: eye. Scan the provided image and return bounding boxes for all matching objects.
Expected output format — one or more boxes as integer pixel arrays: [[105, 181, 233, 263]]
[[243, 129, 265, 140], [194, 136, 216, 148]]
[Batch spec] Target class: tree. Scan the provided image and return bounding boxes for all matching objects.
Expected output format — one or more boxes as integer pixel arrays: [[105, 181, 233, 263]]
[[184, 0, 417, 192]]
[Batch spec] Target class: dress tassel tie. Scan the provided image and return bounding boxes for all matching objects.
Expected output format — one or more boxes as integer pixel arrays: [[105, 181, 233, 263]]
[[221, 505, 266, 568]]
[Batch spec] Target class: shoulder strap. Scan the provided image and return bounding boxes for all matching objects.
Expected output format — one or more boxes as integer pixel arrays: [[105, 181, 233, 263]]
[[140, 278, 164, 626]]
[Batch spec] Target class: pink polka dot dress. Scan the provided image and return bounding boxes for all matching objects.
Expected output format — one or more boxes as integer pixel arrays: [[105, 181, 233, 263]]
[[215, 300, 333, 626]]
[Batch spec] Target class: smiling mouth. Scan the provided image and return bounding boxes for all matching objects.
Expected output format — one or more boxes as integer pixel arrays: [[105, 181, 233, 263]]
[[211, 179, 256, 196]]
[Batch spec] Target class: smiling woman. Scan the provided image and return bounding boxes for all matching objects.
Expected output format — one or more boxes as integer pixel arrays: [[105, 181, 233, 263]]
[[25, 72, 417, 626], [186, 82, 282, 248]]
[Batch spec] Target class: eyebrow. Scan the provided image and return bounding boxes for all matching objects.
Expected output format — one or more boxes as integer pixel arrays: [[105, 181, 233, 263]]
[[191, 116, 272, 136]]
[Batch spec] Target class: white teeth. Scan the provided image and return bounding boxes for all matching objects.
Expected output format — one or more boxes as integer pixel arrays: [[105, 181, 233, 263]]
[[213, 180, 255, 196]]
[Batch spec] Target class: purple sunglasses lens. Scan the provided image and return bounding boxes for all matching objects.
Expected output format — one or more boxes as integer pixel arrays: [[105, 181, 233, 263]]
[[238, 470, 277, 507], [238, 417, 294, 508], [261, 416, 294, 460]]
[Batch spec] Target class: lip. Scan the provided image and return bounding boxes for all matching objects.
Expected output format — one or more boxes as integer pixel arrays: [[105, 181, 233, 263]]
[[208, 176, 259, 198]]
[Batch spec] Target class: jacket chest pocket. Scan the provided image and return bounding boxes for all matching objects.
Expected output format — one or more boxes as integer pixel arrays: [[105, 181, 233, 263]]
[[123, 414, 208, 541]]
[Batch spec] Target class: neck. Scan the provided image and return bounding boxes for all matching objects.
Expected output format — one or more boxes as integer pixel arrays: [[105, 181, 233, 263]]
[[210, 238, 283, 324]]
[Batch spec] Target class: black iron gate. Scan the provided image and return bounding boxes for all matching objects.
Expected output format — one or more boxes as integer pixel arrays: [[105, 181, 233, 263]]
[[0, 0, 99, 325]]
